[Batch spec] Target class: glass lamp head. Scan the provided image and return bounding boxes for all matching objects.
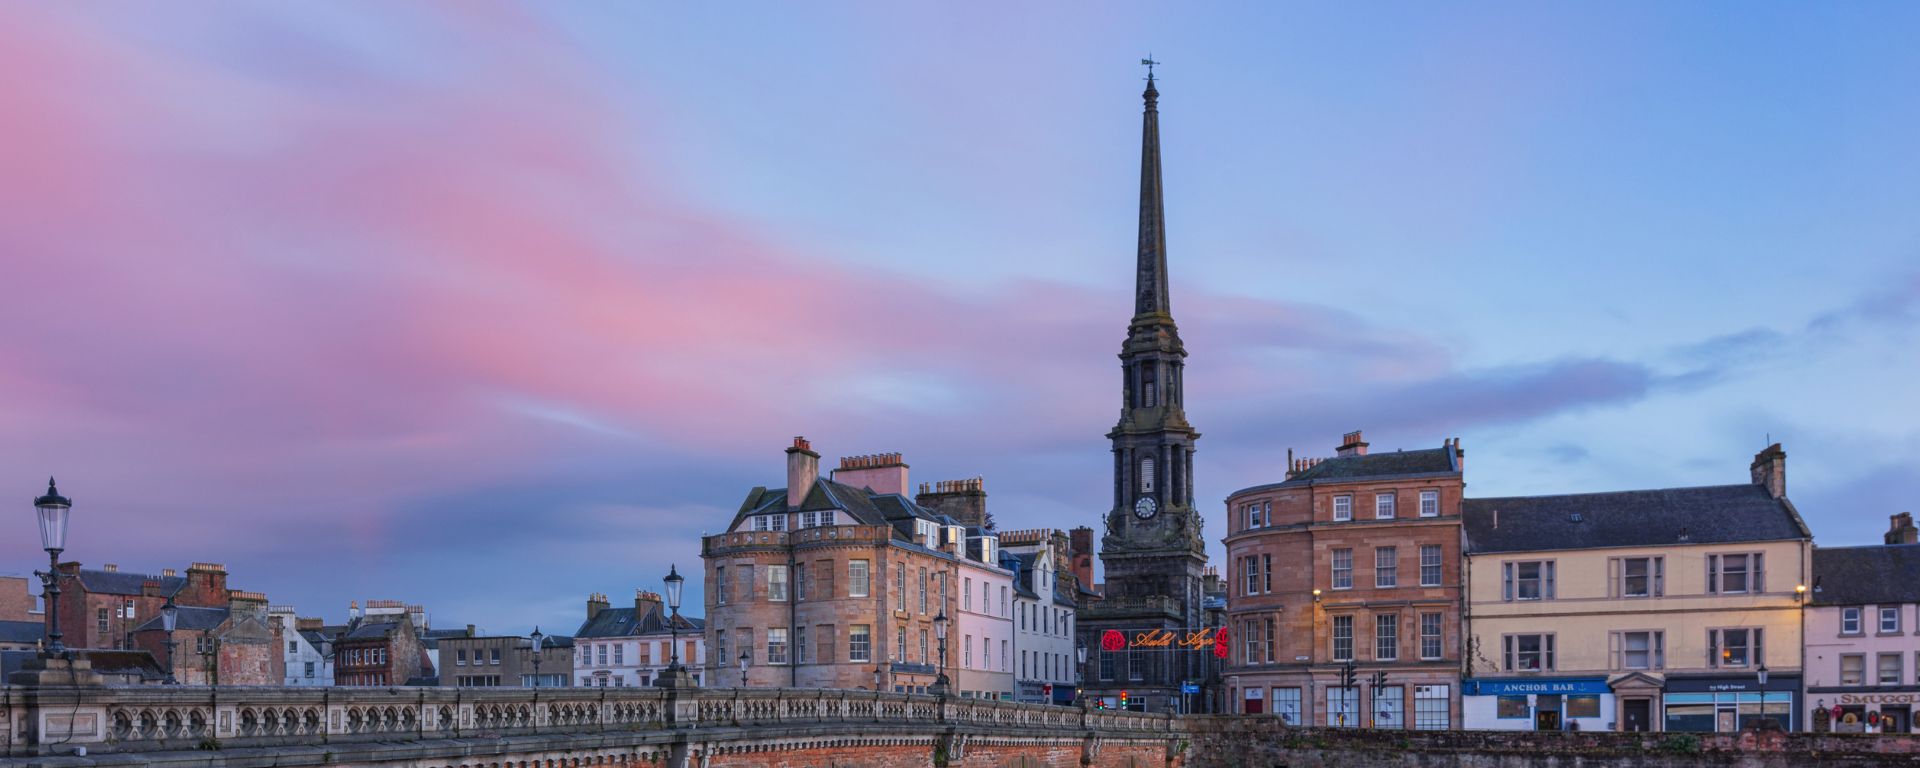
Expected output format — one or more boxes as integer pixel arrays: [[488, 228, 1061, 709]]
[[34, 477, 72, 554]]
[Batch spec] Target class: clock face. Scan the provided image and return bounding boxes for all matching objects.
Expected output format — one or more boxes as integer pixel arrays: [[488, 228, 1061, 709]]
[[1134, 497, 1158, 519]]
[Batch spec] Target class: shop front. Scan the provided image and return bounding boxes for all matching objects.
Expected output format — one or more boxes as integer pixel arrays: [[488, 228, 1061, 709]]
[[1662, 673, 1798, 733], [1806, 689, 1920, 734], [1462, 677, 1612, 731]]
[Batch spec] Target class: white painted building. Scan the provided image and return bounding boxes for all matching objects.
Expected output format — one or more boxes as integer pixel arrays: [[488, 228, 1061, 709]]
[[954, 526, 1016, 700], [573, 590, 707, 688], [1000, 529, 1080, 705], [268, 606, 333, 686]]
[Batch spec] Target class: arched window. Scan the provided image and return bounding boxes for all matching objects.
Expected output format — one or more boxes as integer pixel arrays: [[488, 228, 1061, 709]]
[[1140, 456, 1156, 493]]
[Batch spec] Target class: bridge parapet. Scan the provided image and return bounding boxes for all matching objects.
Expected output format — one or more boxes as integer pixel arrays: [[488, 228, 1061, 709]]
[[1, 684, 1175, 759]]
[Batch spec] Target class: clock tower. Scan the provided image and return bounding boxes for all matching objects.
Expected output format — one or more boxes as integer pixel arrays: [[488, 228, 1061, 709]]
[[1077, 66, 1212, 713]]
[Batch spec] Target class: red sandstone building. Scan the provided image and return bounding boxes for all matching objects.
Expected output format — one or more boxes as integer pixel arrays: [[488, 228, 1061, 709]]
[[703, 439, 1022, 694], [47, 561, 282, 685], [1222, 431, 1466, 729]]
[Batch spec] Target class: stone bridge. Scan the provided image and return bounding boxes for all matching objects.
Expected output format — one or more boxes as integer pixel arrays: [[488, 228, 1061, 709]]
[[0, 683, 1184, 768], [13, 683, 1920, 767]]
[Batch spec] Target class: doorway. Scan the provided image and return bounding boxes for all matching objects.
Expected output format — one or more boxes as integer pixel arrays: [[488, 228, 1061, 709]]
[[1886, 707, 1910, 733], [1534, 694, 1562, 731], [1624, 699, 1651, 732]]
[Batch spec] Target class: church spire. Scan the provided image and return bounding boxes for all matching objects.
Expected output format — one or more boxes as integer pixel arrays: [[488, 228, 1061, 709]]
[[1134, 62, 1170, 321]]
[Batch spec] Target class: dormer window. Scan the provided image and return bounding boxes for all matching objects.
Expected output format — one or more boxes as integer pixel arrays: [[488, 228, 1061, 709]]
[[799, 511, 835, 528], [751, 514, 788, 532]]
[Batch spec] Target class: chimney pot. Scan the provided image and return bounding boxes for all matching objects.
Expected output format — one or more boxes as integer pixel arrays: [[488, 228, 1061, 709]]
[[103, 563, 118, 573]]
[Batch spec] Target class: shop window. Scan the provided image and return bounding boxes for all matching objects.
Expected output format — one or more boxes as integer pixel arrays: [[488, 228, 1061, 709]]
[[1567, 695, 1601, 718], [1373, 685, 1404, 728], [1271, 687, 1302, 725], [1414, 685, 1451, 730], [1496, 696, 1530, 719], [1327, 687, 1359, 727]]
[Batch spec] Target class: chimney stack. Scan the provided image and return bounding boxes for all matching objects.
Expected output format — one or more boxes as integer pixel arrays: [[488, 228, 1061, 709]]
[[1068, 527, 1095, 592], [786, 436, 820, 509], [103, 563, 118, 573], [348, 600, 361, 620], [1888, 513, 1918, 545], [1750, 443, 1786, 499], [636, 589, 663, 620], [162, 568, 177, 578], [587, 592, 609, 622], [1336, 430, 1369, 458], [916, 477, 991, 530], [831, 452, 910, 496]]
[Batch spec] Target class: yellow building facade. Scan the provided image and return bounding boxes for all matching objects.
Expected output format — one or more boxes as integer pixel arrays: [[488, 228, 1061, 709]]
[[1462, 445, 1813, 732]]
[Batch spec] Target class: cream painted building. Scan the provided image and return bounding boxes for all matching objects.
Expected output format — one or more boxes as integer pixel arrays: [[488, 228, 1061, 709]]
[[1463, 445, 1812, 733]]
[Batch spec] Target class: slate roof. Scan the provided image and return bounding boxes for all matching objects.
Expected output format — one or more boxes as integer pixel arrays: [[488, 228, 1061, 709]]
[[1464, 483, 1811, 554], [1811, 545, 1920, 606], [0, 620, 44, 645], [132, 606, 229, 633], [343, 618, 409, 641], [574, 605, 703, 639], [1236, 446, 1457, 494], [419, 628, 471, 649], [75, 569, 184, 597], [728, 478, 948, 544]]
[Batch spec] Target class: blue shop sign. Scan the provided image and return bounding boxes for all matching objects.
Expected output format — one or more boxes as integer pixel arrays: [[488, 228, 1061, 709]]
[[1463, 677, 1611, 696]]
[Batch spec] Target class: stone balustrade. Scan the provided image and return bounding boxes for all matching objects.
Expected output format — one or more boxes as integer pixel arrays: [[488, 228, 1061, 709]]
[[1, 683, 1174, 758]]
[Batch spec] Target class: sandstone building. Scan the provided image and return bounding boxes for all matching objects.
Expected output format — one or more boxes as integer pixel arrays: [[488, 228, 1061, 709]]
[[705, 440, 1011, 694], [1462, 444, 1811, 733], [1222, 431, 1467, 728]]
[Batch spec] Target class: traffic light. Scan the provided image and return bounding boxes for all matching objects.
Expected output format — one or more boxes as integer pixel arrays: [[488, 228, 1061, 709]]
[[1119, 690, 1130, 709], [1340, 662, 1357, 690], [1371, 671, 1388, 689]]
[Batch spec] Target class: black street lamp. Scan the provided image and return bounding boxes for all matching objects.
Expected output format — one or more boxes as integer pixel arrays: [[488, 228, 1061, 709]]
[[529, 627, 545, 687], [738, 650, 750, 687], [33, 478, 72, 657], [161, 596, 179, 685], [931, 611, 950, 697], [1757, 662, 1770, 686], [1076, 639, 1089, 709]]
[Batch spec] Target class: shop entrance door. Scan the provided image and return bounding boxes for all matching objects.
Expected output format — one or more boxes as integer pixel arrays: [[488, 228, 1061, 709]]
[[1624, 699, 1651, 732], [1716, 708, 1736, 732], [1886, 707, 1910, 733], [1535, 695, 1562, 731]]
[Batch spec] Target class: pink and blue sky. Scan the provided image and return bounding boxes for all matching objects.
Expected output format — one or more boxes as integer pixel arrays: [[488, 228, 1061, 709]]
[[3, 4, 1916, 634]]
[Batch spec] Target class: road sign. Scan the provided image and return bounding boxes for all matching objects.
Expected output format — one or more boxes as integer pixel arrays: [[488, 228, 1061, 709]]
[[1181, 683, 1200, 694]]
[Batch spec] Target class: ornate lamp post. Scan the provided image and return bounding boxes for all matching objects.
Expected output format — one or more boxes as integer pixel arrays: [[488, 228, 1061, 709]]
[[529, 627, 545, 687], [161, 596, 180, 684], [1757, 662, 1769, 686], [33, 478, 72, 657], [737, 650, 750, 687], [930, 611, 950, 697], [655, 564, 695, 689]]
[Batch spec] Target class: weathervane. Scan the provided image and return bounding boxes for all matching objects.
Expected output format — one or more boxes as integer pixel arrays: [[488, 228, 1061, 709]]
[[1141, 56, 1160, 79]]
